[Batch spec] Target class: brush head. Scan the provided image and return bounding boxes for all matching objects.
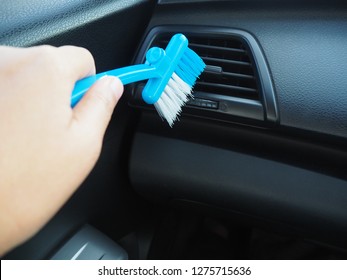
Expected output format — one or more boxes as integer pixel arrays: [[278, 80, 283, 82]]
[[153, 45, 205, 127]]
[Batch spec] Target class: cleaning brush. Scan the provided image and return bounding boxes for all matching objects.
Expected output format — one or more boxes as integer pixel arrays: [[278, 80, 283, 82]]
[[71, 33, 206, 127]]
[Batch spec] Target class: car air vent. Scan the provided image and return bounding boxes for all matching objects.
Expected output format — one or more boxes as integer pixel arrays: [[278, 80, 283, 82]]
[[152, 35, 259, 101], [130, 26, 278, 124]]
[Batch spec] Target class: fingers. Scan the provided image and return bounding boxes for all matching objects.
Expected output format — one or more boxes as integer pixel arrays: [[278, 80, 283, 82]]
[[56, 45, 96, 81], [0, 46, 96, 108], [72, 76, 124, 137], [30, 45, 95, 88], [0, 45, 95, 83]]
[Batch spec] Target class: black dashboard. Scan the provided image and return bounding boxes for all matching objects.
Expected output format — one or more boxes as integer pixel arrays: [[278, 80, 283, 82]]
[[1, 0, 347, 259]]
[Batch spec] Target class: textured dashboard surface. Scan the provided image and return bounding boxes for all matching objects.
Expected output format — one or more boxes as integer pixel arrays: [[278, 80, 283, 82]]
[[0, 0, 149, 46]]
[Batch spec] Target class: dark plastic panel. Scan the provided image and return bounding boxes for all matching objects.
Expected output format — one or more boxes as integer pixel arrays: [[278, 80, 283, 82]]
[[129, 132, 347, 247]]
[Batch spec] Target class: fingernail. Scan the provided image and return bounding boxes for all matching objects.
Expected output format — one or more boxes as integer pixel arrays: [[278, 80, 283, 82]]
[[100, 75, 123, 99]]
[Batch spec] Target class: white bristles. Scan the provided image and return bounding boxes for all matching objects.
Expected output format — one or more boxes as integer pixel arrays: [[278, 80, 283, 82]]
[[154, 72, 193, 127], [171, 72, 192, 99]]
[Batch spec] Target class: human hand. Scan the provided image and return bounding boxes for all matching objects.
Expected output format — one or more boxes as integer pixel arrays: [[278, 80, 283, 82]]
[[0, 45, 123, 256]]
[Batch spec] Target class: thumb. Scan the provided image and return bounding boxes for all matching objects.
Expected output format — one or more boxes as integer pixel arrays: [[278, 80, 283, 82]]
[[72, 76, 124, 136]]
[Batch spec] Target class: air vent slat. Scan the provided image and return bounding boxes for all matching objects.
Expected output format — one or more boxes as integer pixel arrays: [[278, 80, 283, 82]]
[[204, 66, 254, 81], [189, 43, 247, 55], [199, 71, 257, 90], [201, 57, 251, 67], [150, 32, 261, 102], [195, 82, 258, 99], [222, 72, 255, 81]]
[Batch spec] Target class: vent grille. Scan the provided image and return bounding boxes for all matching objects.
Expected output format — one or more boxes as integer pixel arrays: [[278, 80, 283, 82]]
[[151, 34, 260, 101], [131, 26, 278, 123]]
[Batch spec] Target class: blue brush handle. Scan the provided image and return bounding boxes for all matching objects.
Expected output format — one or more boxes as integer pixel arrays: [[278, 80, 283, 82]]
[[71, 64, 158, 107]]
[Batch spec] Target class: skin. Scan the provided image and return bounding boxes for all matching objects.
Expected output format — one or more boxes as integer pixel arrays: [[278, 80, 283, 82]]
[[0, 45, 124, 256]]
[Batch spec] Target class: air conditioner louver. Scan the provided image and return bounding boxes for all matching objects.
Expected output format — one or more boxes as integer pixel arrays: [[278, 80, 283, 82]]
[[130, 26, 278, 124], [151, 35, 260, 101]]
